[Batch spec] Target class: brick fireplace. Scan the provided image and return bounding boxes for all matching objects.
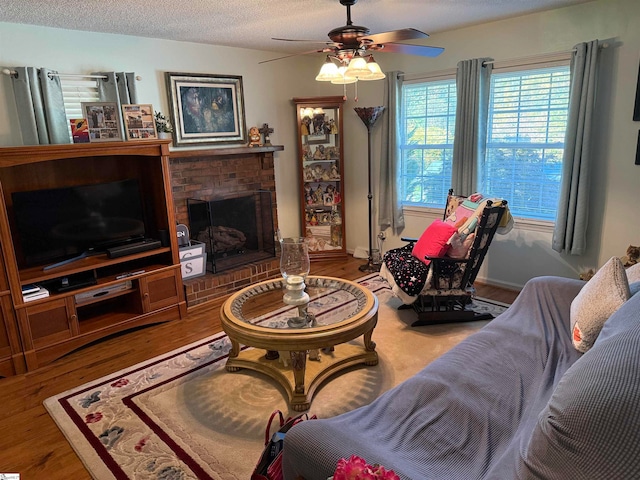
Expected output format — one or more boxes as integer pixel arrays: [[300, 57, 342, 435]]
[[169, 146, 284, 306]]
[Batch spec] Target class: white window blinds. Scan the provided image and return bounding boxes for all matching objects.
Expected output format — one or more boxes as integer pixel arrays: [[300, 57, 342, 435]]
[[400, 79, 457, 208], [60, 77, 100, 141], [483, 66, 570, 220]]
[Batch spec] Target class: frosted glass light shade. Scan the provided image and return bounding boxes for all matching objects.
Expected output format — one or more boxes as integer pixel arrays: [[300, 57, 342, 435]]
[[361, 57, 386, 81], [344, 56, 372, 80], [315, 59, 341, 81], [331, 66, 357, 84]]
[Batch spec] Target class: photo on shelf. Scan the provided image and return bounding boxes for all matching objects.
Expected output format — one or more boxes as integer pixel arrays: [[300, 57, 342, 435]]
[[81, 102, 123, 143], [70, 118, 90, 143], [122, 104, 158, 140]]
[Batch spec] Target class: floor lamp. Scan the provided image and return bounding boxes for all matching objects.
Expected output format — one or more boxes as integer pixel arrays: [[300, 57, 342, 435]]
[[354, 106, 385, 273]]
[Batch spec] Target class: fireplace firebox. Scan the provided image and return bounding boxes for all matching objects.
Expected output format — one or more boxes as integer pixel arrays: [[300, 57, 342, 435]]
[[187, 191, 276, 273]]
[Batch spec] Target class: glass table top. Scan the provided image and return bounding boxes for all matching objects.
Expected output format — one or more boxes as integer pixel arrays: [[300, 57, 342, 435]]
[[228, 276, 369, 330]]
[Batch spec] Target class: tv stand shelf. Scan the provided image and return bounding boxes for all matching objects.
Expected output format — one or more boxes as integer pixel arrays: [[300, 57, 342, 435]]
[[19, 247, 172, 284], [0, 141, 187, 373]]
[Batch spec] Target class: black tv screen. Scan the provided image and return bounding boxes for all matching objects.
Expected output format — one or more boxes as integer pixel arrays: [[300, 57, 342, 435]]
[[12, 179, 146, 267]]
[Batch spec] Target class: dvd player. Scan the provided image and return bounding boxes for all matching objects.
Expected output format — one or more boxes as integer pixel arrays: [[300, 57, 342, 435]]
[[107, 238, 162, 258]]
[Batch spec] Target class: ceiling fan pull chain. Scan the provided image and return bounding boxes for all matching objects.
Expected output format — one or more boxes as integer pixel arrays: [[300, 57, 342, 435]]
[[354, 81, 358, 102], [343, 82, 348, 101]]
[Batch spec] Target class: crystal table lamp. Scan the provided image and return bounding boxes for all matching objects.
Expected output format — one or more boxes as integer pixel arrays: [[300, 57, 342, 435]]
[[279, 237, 311, 327]]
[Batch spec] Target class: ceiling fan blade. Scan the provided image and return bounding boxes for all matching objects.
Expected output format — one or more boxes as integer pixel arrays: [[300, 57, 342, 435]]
[[272, 37, 338, 46], [360, 28, 428, 45], [374, 42, 444, 57], [259, 48, 329, 64]]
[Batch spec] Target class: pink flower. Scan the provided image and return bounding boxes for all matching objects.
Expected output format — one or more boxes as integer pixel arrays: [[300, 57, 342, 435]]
[[134, 436, 148, 452], [111, 378, 129, 388], [85, 412, 103, 424], [332, 455, 400, 480]]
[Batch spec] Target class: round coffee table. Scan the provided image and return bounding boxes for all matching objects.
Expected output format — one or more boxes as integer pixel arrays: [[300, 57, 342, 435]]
[[220, 276, 379, 411]]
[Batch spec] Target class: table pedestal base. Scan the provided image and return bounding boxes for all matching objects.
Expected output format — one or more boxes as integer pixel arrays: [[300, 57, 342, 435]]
[[225, 342, 378, 411]]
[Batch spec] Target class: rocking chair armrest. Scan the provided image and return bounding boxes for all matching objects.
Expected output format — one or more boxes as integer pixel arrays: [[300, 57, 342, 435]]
[[424, 255, 471, 266]]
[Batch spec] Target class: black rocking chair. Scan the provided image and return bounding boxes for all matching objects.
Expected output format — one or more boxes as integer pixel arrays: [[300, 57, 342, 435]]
[[380, 190, 509, 327]]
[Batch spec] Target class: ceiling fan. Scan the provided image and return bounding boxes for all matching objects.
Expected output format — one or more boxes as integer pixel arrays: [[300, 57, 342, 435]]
[[262, 0, 444, 82]]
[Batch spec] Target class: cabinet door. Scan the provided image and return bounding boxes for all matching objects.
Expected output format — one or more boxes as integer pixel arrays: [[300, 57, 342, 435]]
[[140, 269, 181, 312], [19, 297, 77, 351], [294, 96, 346, 259], [0, 293, 24, 376]]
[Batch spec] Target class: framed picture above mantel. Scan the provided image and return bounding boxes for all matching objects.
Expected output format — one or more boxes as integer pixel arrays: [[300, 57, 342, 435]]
[[165, 72, 247, 147]]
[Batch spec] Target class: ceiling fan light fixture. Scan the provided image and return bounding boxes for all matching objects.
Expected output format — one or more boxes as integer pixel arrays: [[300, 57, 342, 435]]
[[315, 57, 341, 81], [360, 56, 386, 81], [344, 54, 373, 80], [331, 66, 358, 85]]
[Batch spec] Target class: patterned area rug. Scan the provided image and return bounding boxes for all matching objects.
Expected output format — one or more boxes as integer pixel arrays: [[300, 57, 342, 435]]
[[44, 275, 508, 480]]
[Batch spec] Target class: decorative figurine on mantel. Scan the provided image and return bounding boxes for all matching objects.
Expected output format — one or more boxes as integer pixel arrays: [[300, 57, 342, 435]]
[[259, 123, 274, 146], [248, 126, 262, 147]]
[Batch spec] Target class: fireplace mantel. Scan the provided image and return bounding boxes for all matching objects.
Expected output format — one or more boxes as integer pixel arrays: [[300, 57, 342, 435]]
[[169, 144, 284, 159], [168, 144, 283, 306]]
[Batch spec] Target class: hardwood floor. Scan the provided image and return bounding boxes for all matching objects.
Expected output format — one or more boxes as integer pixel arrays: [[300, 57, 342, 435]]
[[0, 255, 519, 479]]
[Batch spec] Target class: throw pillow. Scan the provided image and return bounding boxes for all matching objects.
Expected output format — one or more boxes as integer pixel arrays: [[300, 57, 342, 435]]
[[570, 256, 631, 353], [626, 262, 640, 284], [446, 232, 476, 259], [411, 220, 457, 266]]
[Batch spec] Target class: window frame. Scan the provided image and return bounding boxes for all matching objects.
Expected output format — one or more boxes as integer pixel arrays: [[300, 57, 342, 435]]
[[482, 59, 571, 223], [397, 55, 572, 228], [398, 70, 457, 209]]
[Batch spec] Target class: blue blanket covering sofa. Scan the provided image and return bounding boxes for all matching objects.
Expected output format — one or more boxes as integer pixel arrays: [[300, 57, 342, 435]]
[[282, 274, 640, 479]]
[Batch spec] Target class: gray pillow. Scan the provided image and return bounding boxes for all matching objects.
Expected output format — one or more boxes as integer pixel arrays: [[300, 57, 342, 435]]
[[519, 313, 640, 479], [570, 257, 630, 352]]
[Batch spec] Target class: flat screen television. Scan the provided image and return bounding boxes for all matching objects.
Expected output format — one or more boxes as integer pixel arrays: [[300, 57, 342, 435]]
[[12, 178, 147, 267]]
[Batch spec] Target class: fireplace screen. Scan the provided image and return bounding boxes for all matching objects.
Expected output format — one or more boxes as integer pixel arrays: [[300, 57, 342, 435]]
[[187, 191, 275, 273]]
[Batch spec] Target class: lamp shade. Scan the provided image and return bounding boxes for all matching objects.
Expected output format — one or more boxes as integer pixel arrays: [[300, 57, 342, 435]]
[[354, 106, 386, 129], [360, 57, 386, 81], [316, 58, 341, 82], [331, 66, 357, 85], [344, 55, 372, 80]]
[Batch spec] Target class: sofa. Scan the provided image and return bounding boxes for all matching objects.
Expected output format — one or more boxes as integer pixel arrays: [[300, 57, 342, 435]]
[[282, 260, 640, 479]]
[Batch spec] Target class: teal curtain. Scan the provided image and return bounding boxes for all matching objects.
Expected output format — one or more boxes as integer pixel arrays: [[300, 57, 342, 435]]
[[552, 40, 600, 255], [378, 71, 405, 234], [93, 71, 139, 105], [93, 72, 139, 138], [10, 67, 69, 145], [451, 58, 492, 196]]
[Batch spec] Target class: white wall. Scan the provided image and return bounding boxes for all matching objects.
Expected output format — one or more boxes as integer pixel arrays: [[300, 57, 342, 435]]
[[318, 0, 640, 289], [1, 0, 639, 289], [0, 22, 323, 243]]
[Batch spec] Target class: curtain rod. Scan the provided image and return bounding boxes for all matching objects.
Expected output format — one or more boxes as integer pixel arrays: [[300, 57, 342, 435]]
[[1, 69, 142, 81], [398, 42, 610, 77], [483, 42, 608, 66]]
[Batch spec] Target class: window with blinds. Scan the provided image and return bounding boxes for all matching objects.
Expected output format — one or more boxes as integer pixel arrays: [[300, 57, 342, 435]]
[[60, 77, 100, 141], [483, 66, 570, 221], [400, 79, 457, 208]]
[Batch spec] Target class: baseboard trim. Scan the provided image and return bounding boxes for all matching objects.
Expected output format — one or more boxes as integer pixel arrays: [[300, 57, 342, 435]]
[[474, 274, 522, 292]]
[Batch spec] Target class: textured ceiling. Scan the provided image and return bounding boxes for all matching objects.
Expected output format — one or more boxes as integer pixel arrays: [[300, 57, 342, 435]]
[[1, 0, 593, 55]]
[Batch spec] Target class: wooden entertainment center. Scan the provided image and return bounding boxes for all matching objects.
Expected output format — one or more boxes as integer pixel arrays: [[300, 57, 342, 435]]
[[0, 140, 186, 374]]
